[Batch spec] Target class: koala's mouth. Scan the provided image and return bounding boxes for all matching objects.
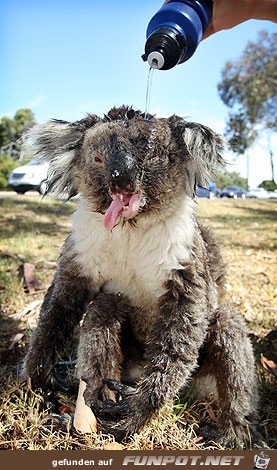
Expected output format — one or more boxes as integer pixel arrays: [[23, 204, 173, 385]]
[[103, 193, 141, 231]]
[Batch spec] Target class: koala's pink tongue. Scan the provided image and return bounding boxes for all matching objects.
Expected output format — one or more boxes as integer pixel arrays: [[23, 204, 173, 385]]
[[104, 197, 125, 231], [103, 194, 140, 231]]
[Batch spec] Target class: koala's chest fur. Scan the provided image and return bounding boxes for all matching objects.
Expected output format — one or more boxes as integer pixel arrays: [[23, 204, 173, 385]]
[[71, 198, 195, 311]]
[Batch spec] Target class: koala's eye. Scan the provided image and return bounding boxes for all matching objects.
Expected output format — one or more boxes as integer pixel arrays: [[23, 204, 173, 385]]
[[94, 155, 104, 166]]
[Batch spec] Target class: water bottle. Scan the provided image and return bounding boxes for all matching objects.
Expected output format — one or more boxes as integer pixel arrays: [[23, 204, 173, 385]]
[[142, 0, 213, 70]]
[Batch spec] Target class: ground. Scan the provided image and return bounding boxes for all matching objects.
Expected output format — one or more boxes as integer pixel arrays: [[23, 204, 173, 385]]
[[0, 192, 276, 450]]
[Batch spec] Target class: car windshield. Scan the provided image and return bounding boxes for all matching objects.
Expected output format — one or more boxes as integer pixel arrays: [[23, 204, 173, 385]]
[[225, 187, 238, 191], [27, 158, 44, 165]]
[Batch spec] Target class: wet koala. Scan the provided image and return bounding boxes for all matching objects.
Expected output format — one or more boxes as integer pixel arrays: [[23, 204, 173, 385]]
[[22, 106, 260, 446]]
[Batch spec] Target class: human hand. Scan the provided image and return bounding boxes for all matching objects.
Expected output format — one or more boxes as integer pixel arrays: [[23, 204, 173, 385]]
[[163, 0, 277, 40], [202, 0, 277, 40]]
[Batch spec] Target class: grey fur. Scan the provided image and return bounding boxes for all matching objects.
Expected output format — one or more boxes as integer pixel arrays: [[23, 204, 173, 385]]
[[22, 106, 261, 446]]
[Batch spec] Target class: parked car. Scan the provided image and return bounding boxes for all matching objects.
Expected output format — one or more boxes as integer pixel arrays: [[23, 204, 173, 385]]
[[8, 158, 49, 194], [196, 182, 221, 199], [196, 186, 214, 199], [220, 186, 246, 199], [268, 190, 277, 199], [246, 188, 269, 199], [209, 181, 221, 197]]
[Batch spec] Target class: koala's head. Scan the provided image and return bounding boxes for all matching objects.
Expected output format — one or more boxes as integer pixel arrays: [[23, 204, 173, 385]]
[[28, 106, 224, 230]]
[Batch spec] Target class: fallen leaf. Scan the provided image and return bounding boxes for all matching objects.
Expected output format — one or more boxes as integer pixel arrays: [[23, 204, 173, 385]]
[[261, 354, 277, 377], [9, 333, 24, 350], [11, 300, 43, 320], [73, 379, 98, 433], [23, 262, 41, 294]]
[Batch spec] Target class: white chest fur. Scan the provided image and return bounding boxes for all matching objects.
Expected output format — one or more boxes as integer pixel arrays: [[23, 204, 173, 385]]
[[71, 198, 195, 309]]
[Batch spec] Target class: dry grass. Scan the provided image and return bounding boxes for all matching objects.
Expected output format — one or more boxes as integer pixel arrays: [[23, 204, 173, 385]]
[[0, 194, 276, 450]]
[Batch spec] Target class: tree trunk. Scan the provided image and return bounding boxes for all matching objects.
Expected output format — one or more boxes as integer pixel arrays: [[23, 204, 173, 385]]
[[269, 149, 275, 182]]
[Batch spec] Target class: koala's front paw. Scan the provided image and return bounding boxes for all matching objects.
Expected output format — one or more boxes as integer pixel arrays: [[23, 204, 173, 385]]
[[20, 348, 56, 390], [91, 379, 150, 441]]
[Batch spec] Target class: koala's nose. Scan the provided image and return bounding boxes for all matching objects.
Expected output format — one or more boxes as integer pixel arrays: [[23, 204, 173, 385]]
[[110, 172, 134, 193], [108, 154, 137, 192]]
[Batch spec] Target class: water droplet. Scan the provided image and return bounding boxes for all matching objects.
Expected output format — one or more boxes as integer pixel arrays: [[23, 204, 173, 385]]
[[112, 169, 120, 178]]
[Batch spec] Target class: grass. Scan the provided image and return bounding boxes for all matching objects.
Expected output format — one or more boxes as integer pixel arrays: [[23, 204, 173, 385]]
[[197, 199, 277, 336], [0, 194, 276, 450]]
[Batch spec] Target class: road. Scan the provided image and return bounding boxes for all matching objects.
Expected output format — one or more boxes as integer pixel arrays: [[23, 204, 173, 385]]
[[0, 190, 40, 199]]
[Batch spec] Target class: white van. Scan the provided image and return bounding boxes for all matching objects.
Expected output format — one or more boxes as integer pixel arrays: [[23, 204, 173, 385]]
[[8, 158, 49, 194]]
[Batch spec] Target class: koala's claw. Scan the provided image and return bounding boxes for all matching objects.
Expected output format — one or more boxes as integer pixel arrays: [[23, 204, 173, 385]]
[[93, 380, 134, 417], [103, 379, 135, 398], [91, 381, 151, 441], [96, 397, 131, 415], [91, 379, 135, 414], [92, 395, 132, 442]]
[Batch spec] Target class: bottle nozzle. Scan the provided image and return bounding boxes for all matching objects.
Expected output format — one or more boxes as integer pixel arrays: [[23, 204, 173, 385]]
[[147, 51, 165, 70], [142, 26, 185, 71]]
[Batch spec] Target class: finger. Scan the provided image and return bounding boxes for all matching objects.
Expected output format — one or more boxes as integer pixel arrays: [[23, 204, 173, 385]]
[[97, 398, 130, 415], [202, 23, 215, 40], [103, 379, 135, 396]]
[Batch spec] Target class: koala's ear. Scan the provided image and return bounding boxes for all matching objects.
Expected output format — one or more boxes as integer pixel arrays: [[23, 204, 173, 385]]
[[25, 114, 100, 197], [169, 116, 225, 191]]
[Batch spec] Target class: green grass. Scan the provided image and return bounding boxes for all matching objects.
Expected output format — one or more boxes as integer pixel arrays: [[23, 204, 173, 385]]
[[0, 194, 276, 450]]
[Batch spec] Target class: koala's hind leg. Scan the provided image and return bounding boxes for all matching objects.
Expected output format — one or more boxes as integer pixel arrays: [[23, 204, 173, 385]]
[[77, 293, 127, 405], [206, 306, 260, 448]]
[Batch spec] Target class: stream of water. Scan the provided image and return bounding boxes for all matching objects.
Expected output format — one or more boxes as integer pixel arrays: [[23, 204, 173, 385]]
[[144, 66, 155, 120]]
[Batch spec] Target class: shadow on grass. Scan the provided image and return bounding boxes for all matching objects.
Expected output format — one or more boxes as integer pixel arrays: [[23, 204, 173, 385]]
[[0, 196, 75, 216], [203, 211, 277, 228], [250, 330, 277, 364], [0, 197, 75, 240], [237, 201, 277, 223], [202, 200, 277, 226], [0, 312, 26, 371], [201, 201, 277, 252], [230, 241, 276, 252], [250, 330, 277, 448]]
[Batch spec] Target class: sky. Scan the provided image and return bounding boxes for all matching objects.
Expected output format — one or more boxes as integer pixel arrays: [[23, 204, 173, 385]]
[[1, 0, 276, 187]]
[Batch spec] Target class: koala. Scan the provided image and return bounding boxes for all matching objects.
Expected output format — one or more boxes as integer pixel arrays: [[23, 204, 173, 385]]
[[22, 106, 260, 446]]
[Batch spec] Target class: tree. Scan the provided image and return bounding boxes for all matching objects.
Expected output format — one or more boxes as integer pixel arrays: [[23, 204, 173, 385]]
[[0, 154, 19, 189], [258, 180, 277, 191], [0, 117, 18, 147], [0, 109, 36, 160], [218, 30, 276, 184], [214, 166, 248, 190]]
